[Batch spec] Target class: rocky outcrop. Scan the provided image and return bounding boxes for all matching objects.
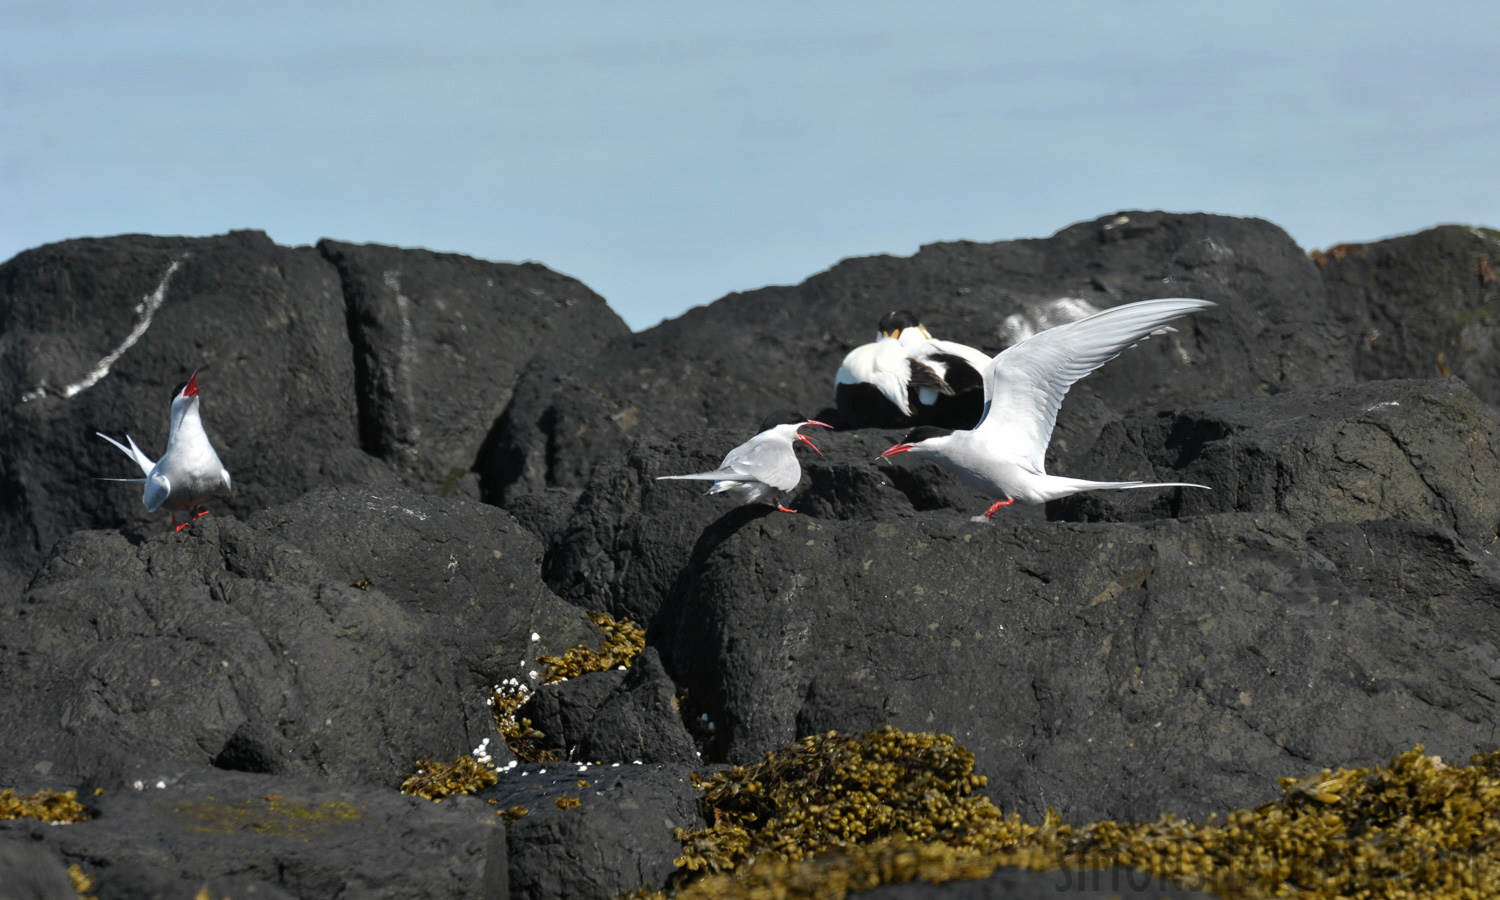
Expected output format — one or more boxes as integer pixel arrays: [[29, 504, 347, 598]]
[[1318, 225, 1500, 403], [480, 212, 1354, 504], [0, 231, 625, 585], [0, 761, 507, 900], [319, 240, 627, 494], [4, 216, 1500, 898], [0, 486, 598, 785]]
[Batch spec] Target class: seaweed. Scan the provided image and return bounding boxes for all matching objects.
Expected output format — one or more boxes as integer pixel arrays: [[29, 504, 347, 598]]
[[655, 727, 1500, 900]]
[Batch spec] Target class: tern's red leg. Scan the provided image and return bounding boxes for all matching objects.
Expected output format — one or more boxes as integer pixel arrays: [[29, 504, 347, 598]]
[[970, 498, 1014, 522], [776, 504, 799, 514], [174, 516, 190, 532], [192, 507, 212, 521]]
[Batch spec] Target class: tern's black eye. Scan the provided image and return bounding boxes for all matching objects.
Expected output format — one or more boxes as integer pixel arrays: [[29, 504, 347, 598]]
[[171, 381, 190, 400], [758, 409, 806, 431], [902, 425, 953, 444]]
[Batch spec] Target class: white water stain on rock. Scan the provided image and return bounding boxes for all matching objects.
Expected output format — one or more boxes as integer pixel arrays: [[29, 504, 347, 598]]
[[381, 270, 422, 458], [21, 256, 186, 403]]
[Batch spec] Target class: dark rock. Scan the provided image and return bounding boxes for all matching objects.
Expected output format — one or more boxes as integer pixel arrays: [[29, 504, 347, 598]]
[[478, 762, 704, 900], [0, 231, 386, 582], [0, 485, 597, 786], [0, 231, 626, 586], [480, 212, 1351, 503], [853, 866, 1218, 899], [656, 507, 1500, 823], [1055, 379, 1500, 543], [539, 427, 985, 628], [0, 762, 506, 900], [0, 836, 76, 900], [522, 670, 627, 756], [318, 240, 629, 493], [580, 648, 700, 765], [503, 486, 584, 546], [537, 429, 733, 624], [1319, 225, 1500, 404]]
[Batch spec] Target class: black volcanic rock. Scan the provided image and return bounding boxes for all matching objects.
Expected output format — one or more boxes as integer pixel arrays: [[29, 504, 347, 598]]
[[477, 762, 705, 900], [480, 212, 1352, 503], [522, 670, 627, 756], [319, 240, 628, 494], [0, 837, 76, 900], [0, 231, 625, 588], [656, 506, 1500, 823], [0, 231, 385, 583], [537, 422, 1013, 628], [1319, 225, 1500, 404], [1055, 378, 1500, 542], [0, 762, 506, 900], [578, 648, 700, 766], [0, 486, 597, 786]]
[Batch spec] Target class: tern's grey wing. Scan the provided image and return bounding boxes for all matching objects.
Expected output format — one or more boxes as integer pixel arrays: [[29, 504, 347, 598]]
[[142, 473, 170, 512], [976, 298, 1214, 472], [718, 431, 801, 493]]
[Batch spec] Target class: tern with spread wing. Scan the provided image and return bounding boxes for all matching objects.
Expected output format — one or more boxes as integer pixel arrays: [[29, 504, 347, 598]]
[[879, 298, 1213, 520], [657, 410, 832, 513], [97, 369, 232, 530], [835, 310, 992, 428]]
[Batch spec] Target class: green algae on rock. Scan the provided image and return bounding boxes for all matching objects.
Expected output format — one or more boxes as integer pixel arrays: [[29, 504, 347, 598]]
[[174, 794, 363, 837], [657, 727, 1500, 900]]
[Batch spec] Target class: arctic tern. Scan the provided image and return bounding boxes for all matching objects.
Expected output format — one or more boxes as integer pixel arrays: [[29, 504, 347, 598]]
[[657, 410, 832, 513], [97, 369, 232, 530], [879, 298, 1214, 520]]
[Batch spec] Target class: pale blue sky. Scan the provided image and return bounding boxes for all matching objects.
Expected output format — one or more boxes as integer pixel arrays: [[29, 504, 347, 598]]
[[4, 1, 1497, 329]]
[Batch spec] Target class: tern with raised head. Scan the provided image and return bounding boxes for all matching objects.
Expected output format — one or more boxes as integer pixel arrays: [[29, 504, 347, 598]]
[[657, 410, 832, 513], [879, 298, 1214, 520], [97, 369, 232, 530], [835, 310, 992, 429]]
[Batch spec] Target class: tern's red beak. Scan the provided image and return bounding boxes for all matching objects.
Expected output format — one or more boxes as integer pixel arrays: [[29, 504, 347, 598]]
[[796, 434, 824, 457], [795, 420, 832, 456], [183, 369, 200, 398], [878, 443, 914, 460]]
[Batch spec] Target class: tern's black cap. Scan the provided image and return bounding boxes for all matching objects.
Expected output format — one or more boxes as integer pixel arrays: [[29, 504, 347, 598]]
[[758, 409, 809, 431]]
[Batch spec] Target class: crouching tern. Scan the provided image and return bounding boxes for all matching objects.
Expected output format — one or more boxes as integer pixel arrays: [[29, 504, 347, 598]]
[[97, 369, 232, 530], [879, 298, 1214, 521], [657, 410, 832, 513]]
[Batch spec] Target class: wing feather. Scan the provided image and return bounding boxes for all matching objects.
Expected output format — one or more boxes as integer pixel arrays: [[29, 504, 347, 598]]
[[717, 431, 800, 492], [976, 298, 1215, 471], [96, 431, 156, 477]]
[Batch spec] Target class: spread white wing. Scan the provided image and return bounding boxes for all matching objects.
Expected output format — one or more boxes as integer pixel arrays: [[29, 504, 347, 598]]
[[975, 298, 1215, 472]]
